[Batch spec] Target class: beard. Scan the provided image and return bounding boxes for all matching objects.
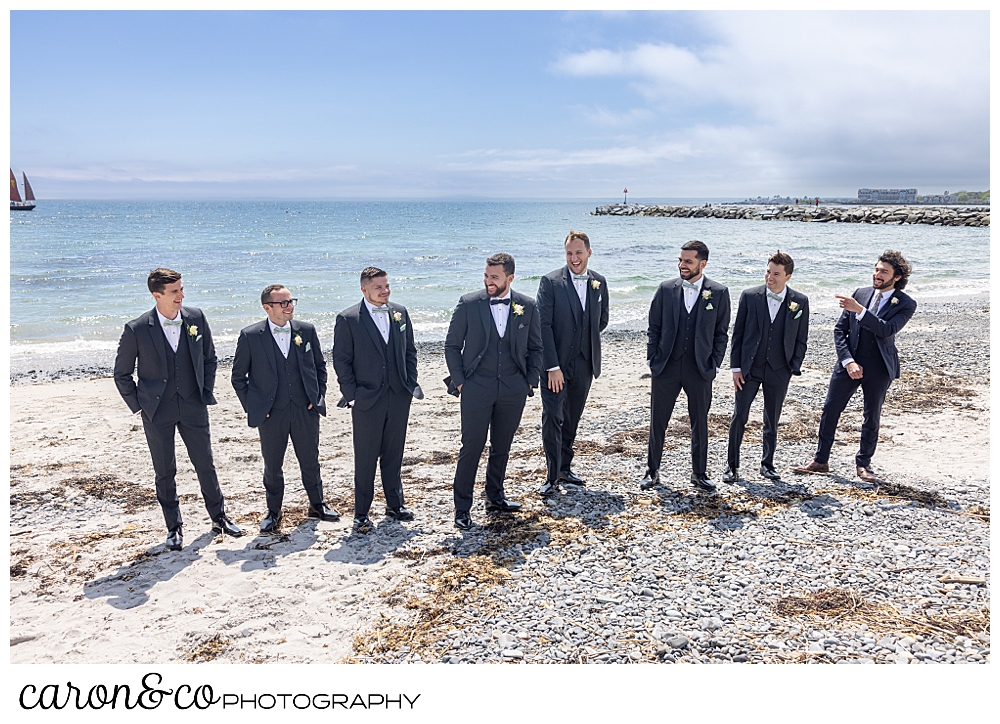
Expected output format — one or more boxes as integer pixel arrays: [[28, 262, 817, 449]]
[[486, 279, 510, 298]]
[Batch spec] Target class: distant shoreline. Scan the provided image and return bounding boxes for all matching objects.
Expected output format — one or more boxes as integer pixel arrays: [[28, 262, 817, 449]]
[[593, 203, 990, 227]]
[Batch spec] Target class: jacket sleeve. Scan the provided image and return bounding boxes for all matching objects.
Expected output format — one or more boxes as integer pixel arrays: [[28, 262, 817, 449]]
[[200, 312, 218, 404], [833, 291, 856, 365], [858, 296, 916, 338], [332, 313, 356, 402], [729, 290, 749, 370], [113, 324, 141, 414], [230, 331, 251, 413], [311, 325, 327, 400], [444, 296, 469, 388], [598, 274, 610, 332], [525, 301, 543, 389], [711, 287, 731, 370], [647, 285, 664, 361], [405, 308, 418, 386], [536, 276, 559, 371], [790, 296, 809, 375]]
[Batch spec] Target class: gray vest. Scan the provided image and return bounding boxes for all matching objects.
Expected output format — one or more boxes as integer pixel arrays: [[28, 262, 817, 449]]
[[476, 310, 520, 386], [163, 321, 200, 402], [385, 324, 406, 394], [271, 334, 310, 409], [752, 301, 788, 375], [670, 298, 698, 361]]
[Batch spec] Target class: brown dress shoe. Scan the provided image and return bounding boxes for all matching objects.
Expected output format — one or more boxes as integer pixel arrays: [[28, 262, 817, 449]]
[[856, 466, 880, 483], [792, 460, 830, 475]]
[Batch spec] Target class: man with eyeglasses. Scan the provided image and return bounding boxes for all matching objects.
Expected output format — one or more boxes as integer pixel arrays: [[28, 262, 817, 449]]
[[232, 284, 340, 533], [114, 268, 242, 552], [333, 267, 423, 533]]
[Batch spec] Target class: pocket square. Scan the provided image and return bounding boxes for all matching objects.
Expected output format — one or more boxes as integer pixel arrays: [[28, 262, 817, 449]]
[[305, 341, 312, 351], [794, 310, 802, 319]]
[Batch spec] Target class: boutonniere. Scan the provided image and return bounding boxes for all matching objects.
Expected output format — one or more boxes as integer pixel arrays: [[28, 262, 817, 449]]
[[293, 333, 303, 346], [393, 311, 402, 323], [890, 297, 899, 305], [512, 303, 525, 316], [788, 301, 799, 312], [591, 279, 601, 291], [186, 324, 202, 341], [702, 289, 713, 310]]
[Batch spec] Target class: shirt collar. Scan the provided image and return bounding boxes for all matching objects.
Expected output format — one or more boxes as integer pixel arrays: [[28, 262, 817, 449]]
[[363, 297, 389, 314], [494, 290, 512, 302], [768, 286, 788, 301], [269, 318, 291, 333], [157, 308, 181, 327], [684, 276, 705, 292], [875, 288, 895, 301]]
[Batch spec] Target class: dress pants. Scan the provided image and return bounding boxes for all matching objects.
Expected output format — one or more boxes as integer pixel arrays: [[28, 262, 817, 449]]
[[352, 387, 411, 516], [258, 401, 324, 514], [814, 357, 891, 468], [727, 364, 792, 471], [540, 355, 593, 480], [453, 375, 528, 513], [141, 395, 225, 532], [647, 355, 713, 477]]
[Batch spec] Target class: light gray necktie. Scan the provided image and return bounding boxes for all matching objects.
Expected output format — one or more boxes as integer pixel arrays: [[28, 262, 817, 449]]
[[869, 292, 883, 315]]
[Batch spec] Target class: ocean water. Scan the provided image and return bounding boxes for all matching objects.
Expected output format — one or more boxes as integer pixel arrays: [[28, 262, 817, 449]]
[[9, 200, 990, 373]]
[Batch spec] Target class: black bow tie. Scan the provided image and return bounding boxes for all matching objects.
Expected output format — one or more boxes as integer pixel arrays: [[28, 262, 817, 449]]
[[490, 298, 511, 305]]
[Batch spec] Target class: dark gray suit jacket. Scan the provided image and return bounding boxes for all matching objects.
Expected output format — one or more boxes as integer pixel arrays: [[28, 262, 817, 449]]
[[729, 285, 809, 375], [231, 318, 328, 428], [536, 266, 610, 379], [444, 289, 543, 395], [114, 306, 218, 419], [834, 287, 916, 380], [332, 300, 422, 411], [647, 276, 731, 380]]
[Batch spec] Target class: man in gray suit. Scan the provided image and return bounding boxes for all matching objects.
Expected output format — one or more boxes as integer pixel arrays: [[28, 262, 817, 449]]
[[640, 241, 731, 493], [445, 253, 543, 530], [333, 267, 422, 533], [231, 285, 340, 533], [114, 268, 241, 551], [723, 251, 809, 483]]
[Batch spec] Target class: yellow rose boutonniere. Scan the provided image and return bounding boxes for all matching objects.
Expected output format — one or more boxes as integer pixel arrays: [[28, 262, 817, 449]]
[[512, 303, 525, 316], [294, 334, 303, 346]]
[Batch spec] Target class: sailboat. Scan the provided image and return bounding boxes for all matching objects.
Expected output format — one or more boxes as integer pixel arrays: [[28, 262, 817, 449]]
[[11, 169, 36, 211]]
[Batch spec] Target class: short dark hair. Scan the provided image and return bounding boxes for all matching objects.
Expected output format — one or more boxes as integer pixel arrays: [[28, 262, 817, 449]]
[[681, 240, 709, 261], [147, 268, 182, 294], [261, 284, 288, 305], [486, 253, 515, 276], [564, 230, 591, 250], [360, 266, 387, 285], [768, 250, 794, 276], [878, 250, 911, 291]]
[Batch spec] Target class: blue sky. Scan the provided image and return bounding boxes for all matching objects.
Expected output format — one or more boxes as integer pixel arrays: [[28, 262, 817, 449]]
[[10, 10, 989, 199]]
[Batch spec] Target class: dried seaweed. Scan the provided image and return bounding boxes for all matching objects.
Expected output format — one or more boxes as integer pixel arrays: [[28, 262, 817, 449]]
[[184, 634, 231, 662]]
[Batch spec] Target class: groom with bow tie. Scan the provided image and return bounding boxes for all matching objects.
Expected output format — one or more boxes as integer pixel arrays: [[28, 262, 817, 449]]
[[114, 268, 241, 551], [333, 266, 423, 533], [535, 230, 610, 496], [445, 253, 543, 530], [231, 285, 340, 533]]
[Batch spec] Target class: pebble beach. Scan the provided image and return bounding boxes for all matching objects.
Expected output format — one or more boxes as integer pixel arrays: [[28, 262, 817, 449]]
[[9, 296, 990, 665]]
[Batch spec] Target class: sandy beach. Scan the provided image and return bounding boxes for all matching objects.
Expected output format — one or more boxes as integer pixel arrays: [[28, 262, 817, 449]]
[[9, 298, 990, 664]]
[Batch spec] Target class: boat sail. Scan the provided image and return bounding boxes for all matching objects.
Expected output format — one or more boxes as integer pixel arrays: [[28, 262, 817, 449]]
[[11, 169, 37, 211]]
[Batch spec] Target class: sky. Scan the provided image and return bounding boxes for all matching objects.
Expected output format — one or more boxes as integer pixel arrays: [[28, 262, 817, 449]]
[[9, 10, 990, 200]]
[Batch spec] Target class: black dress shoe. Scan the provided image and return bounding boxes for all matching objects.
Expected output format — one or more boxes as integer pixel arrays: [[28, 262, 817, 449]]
[[353, 515, 373, 532], [539, 480, 559, 496], [639, 471, 660, 490], [165, 528, 183, 551], [212, 516, 243, 537], [384, 506, 414, 521], [260, 511, 283, 534], [760, 464, 781, 481], [691, 473, 717, 493], [308, 503, 341, 522], [485, 498, 522, 513], [454, 512, 473, 530], [722, 466, 739, 484], [558, 470, 587, 486]]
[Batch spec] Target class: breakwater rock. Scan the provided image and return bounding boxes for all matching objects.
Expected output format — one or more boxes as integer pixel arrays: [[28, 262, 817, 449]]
[[593, 203, 990, 227]]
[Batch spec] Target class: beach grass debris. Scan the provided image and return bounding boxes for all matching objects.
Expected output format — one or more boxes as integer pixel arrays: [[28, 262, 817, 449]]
[[185, 634, 231, 662]]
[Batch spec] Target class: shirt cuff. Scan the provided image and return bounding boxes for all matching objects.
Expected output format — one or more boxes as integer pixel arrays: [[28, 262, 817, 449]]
[[842, 358, 855, 367], [546, 366, 560, 372], [731, 368, 741, 373], [855, 308, 867, 320]]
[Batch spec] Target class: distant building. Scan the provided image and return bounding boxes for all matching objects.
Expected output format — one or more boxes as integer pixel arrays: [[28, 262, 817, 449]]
[[858, 188, 917, 204]]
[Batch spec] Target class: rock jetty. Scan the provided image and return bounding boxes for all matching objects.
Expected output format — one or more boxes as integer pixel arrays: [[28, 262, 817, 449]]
[[593, 203, 990, 227]]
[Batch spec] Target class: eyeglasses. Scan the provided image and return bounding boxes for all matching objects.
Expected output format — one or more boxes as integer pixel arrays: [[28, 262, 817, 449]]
[[264, 299, 298, 308]]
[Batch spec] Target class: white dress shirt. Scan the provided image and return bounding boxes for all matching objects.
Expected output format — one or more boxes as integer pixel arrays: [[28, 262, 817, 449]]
[[490, 290, 512, 337], [156, 309, 183, 352], [269, 319, 292, 358], [364, 297, 391, 344], [572, 271, 589, 310], [682, 275, 705, 312], [843, 289, 896, 368]]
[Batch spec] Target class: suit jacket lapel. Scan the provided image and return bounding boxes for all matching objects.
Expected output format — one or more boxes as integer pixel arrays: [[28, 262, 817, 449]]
[[260, 321, 277, 374], [672, 280, 683, 330], [757, 287, 769, 336], [148, 310, 168, 368], [563, 267, 583, 324], [479, 294, 493, 341], [360, 302, 388, 359], [390, 303, 406, 378], [181, 308, 200, 370]]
